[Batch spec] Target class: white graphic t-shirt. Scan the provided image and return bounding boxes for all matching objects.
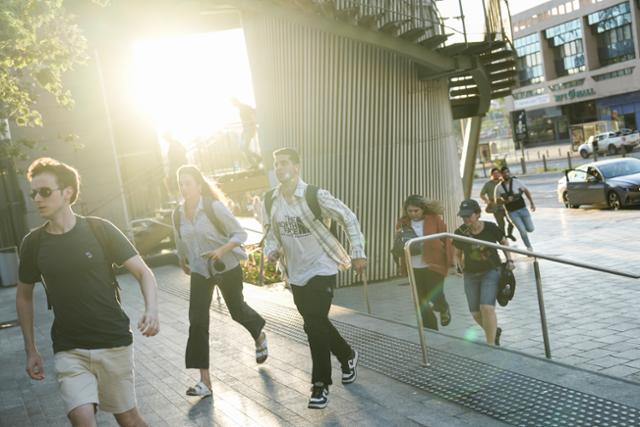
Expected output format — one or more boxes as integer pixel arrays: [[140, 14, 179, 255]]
[[274, 198, 338, 286], [410, 220, 429, 269]]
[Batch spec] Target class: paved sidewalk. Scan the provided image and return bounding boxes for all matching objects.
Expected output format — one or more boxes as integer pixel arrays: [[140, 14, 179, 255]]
[[0, 269, 506, 427], [5, 264, 640, 426], [334, 174, 640, 383]]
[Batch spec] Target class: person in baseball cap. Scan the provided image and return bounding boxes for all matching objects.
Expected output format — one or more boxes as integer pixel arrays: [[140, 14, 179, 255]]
[[457, 199, 481, 217]]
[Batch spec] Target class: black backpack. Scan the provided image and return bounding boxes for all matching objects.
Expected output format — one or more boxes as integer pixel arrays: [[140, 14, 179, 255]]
[[263, 185, 330, 230], [500, 179, 526, 212], [172, 197, 227, 240], [23, 216, 121, 310]]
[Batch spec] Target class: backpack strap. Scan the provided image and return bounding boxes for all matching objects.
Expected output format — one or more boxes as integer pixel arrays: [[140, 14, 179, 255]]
[[202, 197, 227, 237], [263, 188, 276, 220], [304, 185, 323, 222], [172, 199, 227, 239], [85, 217, 122, 302]]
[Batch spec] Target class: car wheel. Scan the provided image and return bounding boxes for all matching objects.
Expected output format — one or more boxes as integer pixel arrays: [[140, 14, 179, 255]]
[[625, 145, 634, 153], [563, 192, 579, 209], [608, 144, 618, 155], [608, 191, 622, 210], [579, 149, 589, 159]]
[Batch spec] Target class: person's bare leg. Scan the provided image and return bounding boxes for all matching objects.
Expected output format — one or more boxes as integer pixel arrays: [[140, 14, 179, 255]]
[[480, 305, 497, 345], [200, 368, 212, 390], [114, 407, 148, 427], [68, 404, 97, 427]]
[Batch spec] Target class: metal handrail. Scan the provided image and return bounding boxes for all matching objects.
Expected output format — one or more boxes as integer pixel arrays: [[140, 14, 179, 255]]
[[403, 232, 640, 367]]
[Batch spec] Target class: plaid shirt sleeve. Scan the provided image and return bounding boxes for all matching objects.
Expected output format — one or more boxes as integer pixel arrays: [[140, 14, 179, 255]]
[[316, 189, 366, 259]]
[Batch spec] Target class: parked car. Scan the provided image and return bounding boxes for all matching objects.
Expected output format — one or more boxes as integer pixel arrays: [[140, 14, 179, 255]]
[[578, 131, 640, 158], [557, 158, 640, 209]]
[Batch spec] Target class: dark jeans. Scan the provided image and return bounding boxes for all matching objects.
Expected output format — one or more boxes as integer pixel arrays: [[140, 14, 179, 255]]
[[186, 266, 266, 369], [493, 208, 514, 238], [291, 275, 353, 386], [413, 268, 449, 331]]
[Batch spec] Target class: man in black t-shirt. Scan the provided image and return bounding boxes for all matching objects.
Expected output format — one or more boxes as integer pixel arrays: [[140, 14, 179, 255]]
[[16, 158, 160, 427]]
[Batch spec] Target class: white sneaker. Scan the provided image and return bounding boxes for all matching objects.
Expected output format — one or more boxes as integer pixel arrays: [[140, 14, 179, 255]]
[[186, 381, 212, 397]]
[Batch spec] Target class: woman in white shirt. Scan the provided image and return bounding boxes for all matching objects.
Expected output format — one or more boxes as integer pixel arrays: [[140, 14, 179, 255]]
[[173, 165, 267, 398]]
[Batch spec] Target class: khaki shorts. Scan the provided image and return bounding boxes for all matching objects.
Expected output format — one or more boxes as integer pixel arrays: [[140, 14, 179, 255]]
[[53, 345, 136, 415]]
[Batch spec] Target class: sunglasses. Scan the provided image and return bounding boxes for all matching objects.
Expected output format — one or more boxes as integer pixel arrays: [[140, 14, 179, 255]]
[[29, 187, 61, 200]]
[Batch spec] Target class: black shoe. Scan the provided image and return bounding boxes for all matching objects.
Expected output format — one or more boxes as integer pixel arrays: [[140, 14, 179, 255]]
[[308, 383, 329, 409], [507, 234, 517, 242], [341, 350, 358, 384], [495, 327, 502, 346], [440, 307, 451, 327]]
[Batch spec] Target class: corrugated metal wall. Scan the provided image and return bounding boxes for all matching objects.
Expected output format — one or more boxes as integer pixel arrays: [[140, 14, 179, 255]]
[[243, 14, 464, 285]]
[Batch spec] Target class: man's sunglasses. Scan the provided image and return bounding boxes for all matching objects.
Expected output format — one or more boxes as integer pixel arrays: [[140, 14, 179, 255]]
[[29, 187, 61, 200]]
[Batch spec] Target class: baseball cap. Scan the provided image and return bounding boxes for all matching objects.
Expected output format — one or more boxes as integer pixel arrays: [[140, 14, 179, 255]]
[[457, 199, 480, 217]]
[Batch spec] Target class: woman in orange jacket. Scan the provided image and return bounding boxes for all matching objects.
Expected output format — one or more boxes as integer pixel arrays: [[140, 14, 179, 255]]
[[395, 195, 453, 330]]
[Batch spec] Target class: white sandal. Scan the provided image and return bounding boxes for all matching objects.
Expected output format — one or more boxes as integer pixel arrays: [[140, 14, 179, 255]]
[[186, 381, 212, 397], [256, 332, 268, 364]]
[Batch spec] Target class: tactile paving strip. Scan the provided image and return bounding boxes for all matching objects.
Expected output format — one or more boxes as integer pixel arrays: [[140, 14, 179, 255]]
[[160, 283, 640, 427]]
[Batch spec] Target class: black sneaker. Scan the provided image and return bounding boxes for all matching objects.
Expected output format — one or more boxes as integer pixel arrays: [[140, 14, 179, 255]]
[[308, 383, 329, 409], [341, 350, 359, 384], [495, 327, 502, 346], [507, 234, 517, 242]]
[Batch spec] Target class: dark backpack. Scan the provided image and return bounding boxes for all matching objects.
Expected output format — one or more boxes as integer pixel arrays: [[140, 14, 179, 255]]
[[390, 224, 422, 262], [500, 179, 526, 212], [172, 197, 227, 240], [497, 263, 517, 307], [24, 216, 121, 310], [263, 185, 332, 231]]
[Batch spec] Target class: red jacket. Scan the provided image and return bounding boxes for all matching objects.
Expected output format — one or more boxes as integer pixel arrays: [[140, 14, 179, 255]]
[[396, 213, 453, 277]]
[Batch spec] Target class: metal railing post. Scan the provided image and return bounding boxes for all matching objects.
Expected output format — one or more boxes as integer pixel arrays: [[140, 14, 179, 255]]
[[402, 233, 640, 366], [405, 244, 430, 367], [533, 259, 551, 358]]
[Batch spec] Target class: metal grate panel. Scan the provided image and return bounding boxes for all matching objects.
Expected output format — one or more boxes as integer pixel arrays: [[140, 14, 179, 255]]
[[160, 283, 640, 427]]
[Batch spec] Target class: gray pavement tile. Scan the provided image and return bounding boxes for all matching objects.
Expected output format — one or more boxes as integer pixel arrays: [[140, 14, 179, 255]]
[[599, 365, 640, 378], [611, 349, 640, 360], [571, 340, 606, 351], [574, 348, 612, 359], [588, 356, 630, 368]]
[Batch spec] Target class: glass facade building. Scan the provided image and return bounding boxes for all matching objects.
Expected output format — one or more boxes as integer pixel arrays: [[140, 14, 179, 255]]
[[544, 18, 585, 76], [514, 34, 545, 86], [587, 2, 635, 65]]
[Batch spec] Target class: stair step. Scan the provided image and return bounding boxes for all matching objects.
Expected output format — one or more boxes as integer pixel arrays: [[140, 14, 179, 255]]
[[481, 49, 516, 63], [450, 86, 480, 98], [485, 59, 516, 73], [490, 69, 518, 81], [451, 96, 480, 107], [378, 18, 410, 34], [491, 79, 516, 92], [419, 34, 449, 49], [399, 27, 426, 42], [490, 88, 513, 99]]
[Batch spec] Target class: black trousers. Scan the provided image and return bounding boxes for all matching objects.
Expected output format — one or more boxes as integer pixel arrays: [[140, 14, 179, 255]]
[[291, 275, 353, 386], [413, 268, 449, 331], [185, 266, 266, 369]]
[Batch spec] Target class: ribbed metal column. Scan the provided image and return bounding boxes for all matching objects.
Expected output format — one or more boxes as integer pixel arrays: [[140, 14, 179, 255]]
[[243, 14, 463, 284]]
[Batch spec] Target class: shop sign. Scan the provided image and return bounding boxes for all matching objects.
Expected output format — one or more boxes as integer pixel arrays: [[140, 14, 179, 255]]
[[554, 88, 595, 102], [513, 94, 550, 109]]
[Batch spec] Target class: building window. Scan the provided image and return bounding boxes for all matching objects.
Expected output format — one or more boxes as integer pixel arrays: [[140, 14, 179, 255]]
[[544, 18, 585, 77], [514, 33, 545, 86], [587, 2, 635, 66], [592, 66, 634, 81]]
